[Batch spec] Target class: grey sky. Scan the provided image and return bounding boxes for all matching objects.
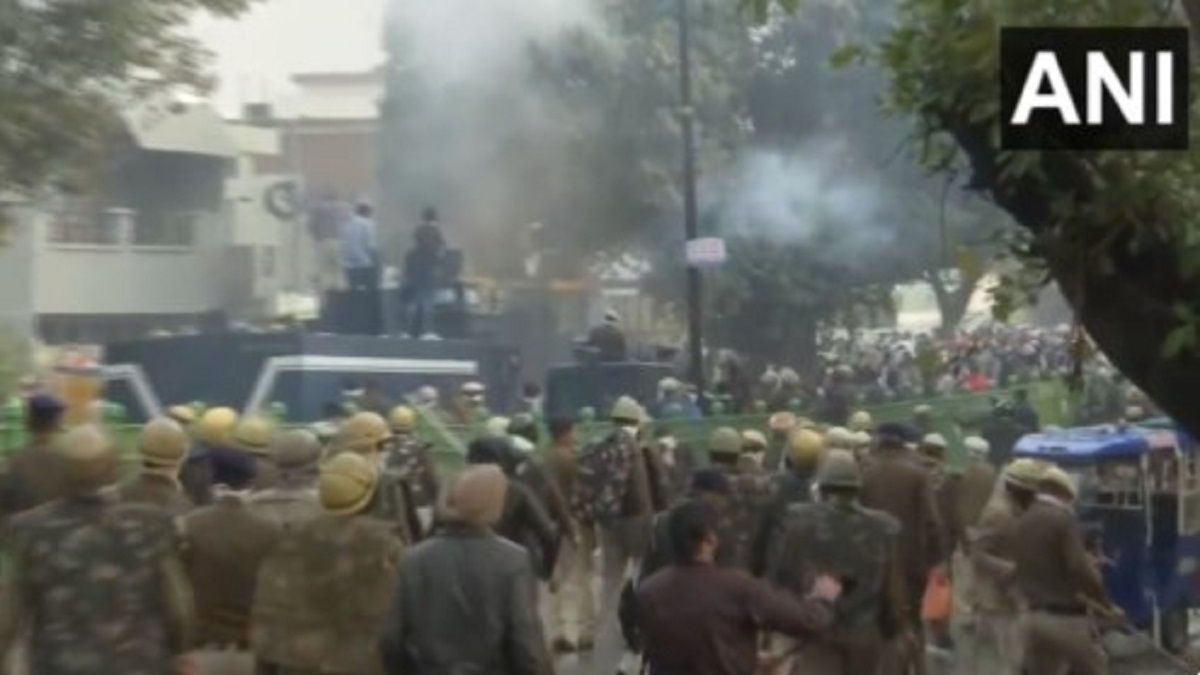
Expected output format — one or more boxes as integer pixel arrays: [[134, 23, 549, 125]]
[[193, 0, 386, 114]]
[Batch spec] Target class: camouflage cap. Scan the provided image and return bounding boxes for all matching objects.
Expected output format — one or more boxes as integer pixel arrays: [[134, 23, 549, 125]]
[[271, 429, 323, 470], [816, 449, 861, 489], [709, 427, 742, 456]]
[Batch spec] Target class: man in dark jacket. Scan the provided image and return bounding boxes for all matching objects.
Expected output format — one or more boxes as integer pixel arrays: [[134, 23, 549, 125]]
[[466, 437, 560, 580], [0, 394, 66, 517], [380, 465, 552, 675], [636, 499, 840, 675]]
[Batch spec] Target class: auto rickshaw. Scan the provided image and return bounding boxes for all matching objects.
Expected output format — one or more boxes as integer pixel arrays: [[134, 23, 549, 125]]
[[1013, 424, 1200, 653]]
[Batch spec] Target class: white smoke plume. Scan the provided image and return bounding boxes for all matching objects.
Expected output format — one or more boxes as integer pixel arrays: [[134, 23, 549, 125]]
[[711, 135, 899, 258]]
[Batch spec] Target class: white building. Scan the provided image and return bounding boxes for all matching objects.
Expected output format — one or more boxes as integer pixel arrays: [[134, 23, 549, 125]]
[[0, 103, 295, 345]]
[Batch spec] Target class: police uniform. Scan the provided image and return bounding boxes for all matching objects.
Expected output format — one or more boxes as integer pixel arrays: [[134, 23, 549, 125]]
[[0, 425, 193, 673], [766, 450, 909, 675], [118, 417, 193, 516], [385, 405, 440, 530], [248, 430, 323, 533], [336, 412, 420, 544], [749, 428, 826, 577], [252, 453, 403, 675]]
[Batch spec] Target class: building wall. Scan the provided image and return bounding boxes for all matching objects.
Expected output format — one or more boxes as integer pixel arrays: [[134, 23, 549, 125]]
[[255, 121, 379, 201], [0, 202, 38, 341]]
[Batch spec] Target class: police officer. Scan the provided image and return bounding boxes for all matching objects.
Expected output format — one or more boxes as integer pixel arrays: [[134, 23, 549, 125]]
[[188, 406, 255, 506], [0, 425, 194, 673], [385, 405, 440, 529], [1013, 462, 1112, 675], [824, 426, 856, 452], [232, 414, 280, 491], [749, 427, 826, 577], [860, 423, 944, 675], [337, 411, 421, 544], [766, 449, 911, 675], [252, 453, 403, 675], [961, 458, 1046, 675], [249, 429, 323, 532], [0, 393, 67, 515], [119, 417, 193, 515], [182, 446, 278, 675], [711, 427, 774, 569]]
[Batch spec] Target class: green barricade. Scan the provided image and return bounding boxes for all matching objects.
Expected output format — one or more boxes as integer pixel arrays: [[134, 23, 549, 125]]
[[0, 379, 1074, 477]]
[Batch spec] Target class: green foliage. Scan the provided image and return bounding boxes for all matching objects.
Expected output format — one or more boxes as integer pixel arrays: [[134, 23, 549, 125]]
[[0, 0, 260, 194]]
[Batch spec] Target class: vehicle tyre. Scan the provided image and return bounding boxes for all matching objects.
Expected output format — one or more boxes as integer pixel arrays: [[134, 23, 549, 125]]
[[1160, 606, 1190, 654]]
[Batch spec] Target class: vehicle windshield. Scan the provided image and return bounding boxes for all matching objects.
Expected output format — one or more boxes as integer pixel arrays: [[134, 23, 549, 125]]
[[1069, 459, 1143, 509]]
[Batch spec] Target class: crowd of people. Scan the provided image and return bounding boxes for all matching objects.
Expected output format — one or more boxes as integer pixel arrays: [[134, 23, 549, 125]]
[[0, 377, 1137, 675]]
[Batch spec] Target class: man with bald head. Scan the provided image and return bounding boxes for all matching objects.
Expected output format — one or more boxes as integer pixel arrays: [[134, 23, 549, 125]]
[[380, 465, 551, 675]]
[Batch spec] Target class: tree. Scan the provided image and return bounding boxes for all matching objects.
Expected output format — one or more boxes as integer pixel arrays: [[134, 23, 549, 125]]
[[0, 0, 258, 195], [747, 0, 1200, 434]]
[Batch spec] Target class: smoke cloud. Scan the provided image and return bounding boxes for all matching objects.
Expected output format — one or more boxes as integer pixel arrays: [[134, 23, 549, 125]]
[[709, 135, 899, 261], [380, 0, 604, 271]]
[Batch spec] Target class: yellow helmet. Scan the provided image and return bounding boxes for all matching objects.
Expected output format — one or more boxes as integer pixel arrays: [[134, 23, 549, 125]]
[[232, 415, 274, 457], [388, 405, 417, 433], [1003, 458, 1049, 490], [319, 452, 379, 516], [768, 411, 797, 433], [788, 428, 826, 469], [167, 404, 196, 426], [848, 411, 873, 433], [336, 412, 391, 454], [741, 429, 768, 450], [54, 424, 119, 492], [196, 407, 239, 446], [137, 417, 189, 469], [1040, 465, 1078, 498]]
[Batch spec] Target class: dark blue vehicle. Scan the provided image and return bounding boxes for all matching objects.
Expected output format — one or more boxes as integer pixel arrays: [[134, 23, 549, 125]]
[[1013, 424, 1200, 654]]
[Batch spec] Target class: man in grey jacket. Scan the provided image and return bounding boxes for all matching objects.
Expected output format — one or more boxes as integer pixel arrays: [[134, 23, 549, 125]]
[[380, 464, 552, 675]]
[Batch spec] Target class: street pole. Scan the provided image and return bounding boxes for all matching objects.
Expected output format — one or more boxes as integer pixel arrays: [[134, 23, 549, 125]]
[[678, 0, 707, 410]]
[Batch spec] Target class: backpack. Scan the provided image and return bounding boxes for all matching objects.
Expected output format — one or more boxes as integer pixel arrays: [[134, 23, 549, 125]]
[[574, 430, 634, 526]]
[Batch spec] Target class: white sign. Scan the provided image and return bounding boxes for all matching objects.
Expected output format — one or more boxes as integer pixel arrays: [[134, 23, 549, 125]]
[[686, 237, 727, 268]]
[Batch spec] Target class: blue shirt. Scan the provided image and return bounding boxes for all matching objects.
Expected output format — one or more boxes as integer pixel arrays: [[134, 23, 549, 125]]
[[340, 214, 378, 269]]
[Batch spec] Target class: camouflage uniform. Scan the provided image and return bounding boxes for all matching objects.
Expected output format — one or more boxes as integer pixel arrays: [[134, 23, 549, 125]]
[[249, 485, 322, 532], [385, 435, 440, 509], [767, 499, 908, 675], [0, 496, 194, 674], [725, 455, 778, 569], [251, 513, 403, 675]]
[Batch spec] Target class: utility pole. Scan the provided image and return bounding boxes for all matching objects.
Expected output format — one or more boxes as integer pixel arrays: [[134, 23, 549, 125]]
[[678, 0, 707, 408]]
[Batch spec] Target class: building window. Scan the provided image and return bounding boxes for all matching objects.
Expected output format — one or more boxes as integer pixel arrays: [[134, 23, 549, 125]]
[[133, 211, 198, 247], [47, 203, 124, 245]]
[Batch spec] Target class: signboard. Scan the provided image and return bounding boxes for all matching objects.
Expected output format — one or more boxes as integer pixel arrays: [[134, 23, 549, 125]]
[[685, 237, 727, 268]]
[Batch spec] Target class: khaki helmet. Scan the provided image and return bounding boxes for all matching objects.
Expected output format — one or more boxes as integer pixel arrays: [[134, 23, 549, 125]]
[[921, 433, 948, 449], [482, 416, 510, 439], [1003, 458, 1048, 490], [788, 428, 826, 469], [848, 410, 873, 433], [851, 430, 872, 448], [196, 407, 239, 446], [964, 436, 990, 457], [1041, 465, 1078, 498], [913, 404, 933, 417], [319, 452, 380, 516], [54, 424, 119, 492], [137, 417, 189, 469], [232, 415, 274, 457], [768, 411, 797, 433], [741, 429, 768, 451], [824, 426, 855, 450], [167, 404, 196, 426], [271, 429, 323, 470], [388, 405, 417, 433], [795, 417, 819, 431], [336, 412, 392, 454], [816, 449, 861, 489], [611, 396, 643, 424], [709, 427, 742, 457]]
